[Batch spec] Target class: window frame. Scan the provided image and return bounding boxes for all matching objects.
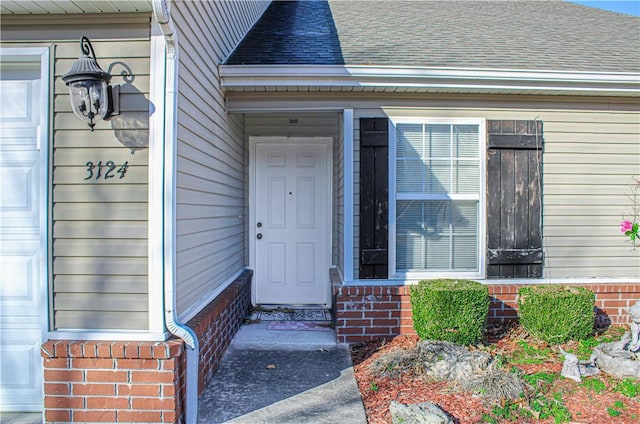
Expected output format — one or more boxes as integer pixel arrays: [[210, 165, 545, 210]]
[[389, 117, 487, 280]]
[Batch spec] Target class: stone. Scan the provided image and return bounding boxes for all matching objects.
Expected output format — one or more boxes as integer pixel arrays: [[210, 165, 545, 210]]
[[589, 300, 640, 380], [390, 401, 454, 424], [560, 348, 600, 383], [591, 341, 640, 380]]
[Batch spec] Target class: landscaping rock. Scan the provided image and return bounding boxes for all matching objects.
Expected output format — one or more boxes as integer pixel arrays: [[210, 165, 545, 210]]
[[389, 401, 454, 424], [560, 348, 600, 383], [591, 341, 640, 380], [416, 340, 492, 381]]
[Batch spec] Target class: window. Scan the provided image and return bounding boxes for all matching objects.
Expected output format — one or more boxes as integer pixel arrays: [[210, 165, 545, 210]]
[[390, 118, 486, 277]]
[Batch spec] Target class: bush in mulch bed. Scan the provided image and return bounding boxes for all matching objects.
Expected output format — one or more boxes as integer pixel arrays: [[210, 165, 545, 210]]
[[410, 279, 489, 346], [518, 285, 595, 344]]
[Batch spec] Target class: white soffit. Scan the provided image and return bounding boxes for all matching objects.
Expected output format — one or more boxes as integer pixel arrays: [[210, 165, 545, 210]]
[[219, 65, 640, 97], [0, 0, 152, 14]]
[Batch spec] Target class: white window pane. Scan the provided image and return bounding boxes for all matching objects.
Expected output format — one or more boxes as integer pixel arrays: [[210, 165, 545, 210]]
[[454, 161, 479, 194], [397, 159, 424, 192], [397, 124, 422, 158], [396, 201, 425, 270], [452, 201, 478, 235], [452, 201, 478, 270], [396, 200, 478, 272], [426, 160, 451, 193], [452, 236, 478, 269], [454, 125, 479, 158], [426, 124, 450, 158]]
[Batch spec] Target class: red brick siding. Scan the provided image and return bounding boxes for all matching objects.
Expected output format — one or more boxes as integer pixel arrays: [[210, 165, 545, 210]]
[[41, 270, 251, 423], [334, 283, 640, 343]]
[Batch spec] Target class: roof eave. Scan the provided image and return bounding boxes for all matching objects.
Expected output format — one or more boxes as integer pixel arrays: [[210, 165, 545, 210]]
[[0, 0, 152, 14], [219, 65, 640, 97]]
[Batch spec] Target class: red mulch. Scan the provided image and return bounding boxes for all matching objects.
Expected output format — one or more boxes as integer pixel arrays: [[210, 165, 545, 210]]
[[351, 326, 639, 424]]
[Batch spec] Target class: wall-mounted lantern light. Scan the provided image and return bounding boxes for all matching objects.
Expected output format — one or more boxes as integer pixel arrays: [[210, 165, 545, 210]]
[[62, 36, 119, 131]]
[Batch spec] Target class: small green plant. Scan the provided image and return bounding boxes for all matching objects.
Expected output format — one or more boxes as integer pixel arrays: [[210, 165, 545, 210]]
[[410, 279, 489, 345], [508, 341, 554, 365], [607, 401, 625, 417], [615, 378, 640, 398], [518, 285, 595, 343], [580, 377, 607, 394], [369, 381, 379, 392], [523, 372, 560, 391], [480, 413, 498, 424], [490, 399, 527, 421], [530, 392, 572, 423], [570, 327, 625, 359]]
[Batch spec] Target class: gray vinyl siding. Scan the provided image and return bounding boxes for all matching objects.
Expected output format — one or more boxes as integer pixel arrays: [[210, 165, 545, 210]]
[[1, 14, 152, 330], [350, 100, 640, 280], [171, 1, 270, 317]]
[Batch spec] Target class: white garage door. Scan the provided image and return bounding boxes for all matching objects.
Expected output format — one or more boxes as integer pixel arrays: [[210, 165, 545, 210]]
[[0, 48, 49, 412]]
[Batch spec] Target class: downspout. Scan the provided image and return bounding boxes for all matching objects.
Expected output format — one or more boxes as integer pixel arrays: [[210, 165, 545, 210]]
[[152, 2, 200, 423]]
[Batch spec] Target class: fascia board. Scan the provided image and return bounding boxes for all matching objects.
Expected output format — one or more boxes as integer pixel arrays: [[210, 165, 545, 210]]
[[219, 65, 640, 96]]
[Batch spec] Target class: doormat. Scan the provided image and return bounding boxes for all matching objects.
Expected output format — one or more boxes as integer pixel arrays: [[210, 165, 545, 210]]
[[266, 321, 333, 331], [250, 308, 332, 322]]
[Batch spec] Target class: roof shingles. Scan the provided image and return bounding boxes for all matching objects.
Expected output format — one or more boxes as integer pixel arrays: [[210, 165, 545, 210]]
[[225, 0, 640, 73]]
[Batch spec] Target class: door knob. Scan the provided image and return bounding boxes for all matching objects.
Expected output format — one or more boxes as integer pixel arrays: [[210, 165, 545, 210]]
[[257, 233, 262, 239]]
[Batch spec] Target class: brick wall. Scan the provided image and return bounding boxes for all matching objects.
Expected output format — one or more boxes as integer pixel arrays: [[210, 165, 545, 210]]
[[334, 283, 640, 343], [41, 270, 252, 423]]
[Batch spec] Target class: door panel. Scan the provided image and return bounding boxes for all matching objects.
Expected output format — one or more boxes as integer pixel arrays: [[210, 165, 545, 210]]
[[0, 59, 46, 411], [255, 142, 329, 305]]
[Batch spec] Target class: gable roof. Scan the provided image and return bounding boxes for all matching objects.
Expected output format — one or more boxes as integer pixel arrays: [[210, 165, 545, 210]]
[[226, 0, 639, 73], [221, 1, 640, 98]]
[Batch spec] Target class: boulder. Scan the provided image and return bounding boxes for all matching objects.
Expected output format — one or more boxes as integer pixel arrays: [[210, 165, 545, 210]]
[[390, 401, 454, 424]]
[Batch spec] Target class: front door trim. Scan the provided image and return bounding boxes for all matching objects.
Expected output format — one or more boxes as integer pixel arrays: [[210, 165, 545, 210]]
[[249, 136, 333, 307]]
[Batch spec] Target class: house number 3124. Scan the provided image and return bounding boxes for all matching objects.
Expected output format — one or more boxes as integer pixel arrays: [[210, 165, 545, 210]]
[[84, 161, 129, 180]]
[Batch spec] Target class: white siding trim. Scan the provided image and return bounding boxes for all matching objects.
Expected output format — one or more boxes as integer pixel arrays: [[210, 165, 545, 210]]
[[220, 65, 640, 97], [48, 331, 168, 341], [343, 109, 354, 283], [39, 46, 51, 337], [147, 26, 166, 334], [344, 278, 640, 286]]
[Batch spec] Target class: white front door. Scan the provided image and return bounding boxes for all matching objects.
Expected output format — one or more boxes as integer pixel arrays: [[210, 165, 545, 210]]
[[0, 48, 49, 412], [253, 140, 330, 306]]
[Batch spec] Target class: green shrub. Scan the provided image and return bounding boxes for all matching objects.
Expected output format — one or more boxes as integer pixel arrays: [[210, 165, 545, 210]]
[[410, 279, 489, 345], [518, 286, 595, 343]]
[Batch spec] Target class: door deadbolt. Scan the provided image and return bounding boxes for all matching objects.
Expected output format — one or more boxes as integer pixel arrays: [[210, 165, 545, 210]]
[[257, 222, 262, 228]]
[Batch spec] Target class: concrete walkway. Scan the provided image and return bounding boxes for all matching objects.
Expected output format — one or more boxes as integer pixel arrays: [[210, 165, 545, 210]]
[[197, 322, 367, 424]]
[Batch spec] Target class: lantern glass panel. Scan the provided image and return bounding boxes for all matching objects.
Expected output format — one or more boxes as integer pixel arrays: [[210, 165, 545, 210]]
[[68, 79, 108, 127]]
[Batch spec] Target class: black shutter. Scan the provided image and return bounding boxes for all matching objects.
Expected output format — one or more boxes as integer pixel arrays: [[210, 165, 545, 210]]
[[487, 120, 543, 278], [359, 118, 389, 279]]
